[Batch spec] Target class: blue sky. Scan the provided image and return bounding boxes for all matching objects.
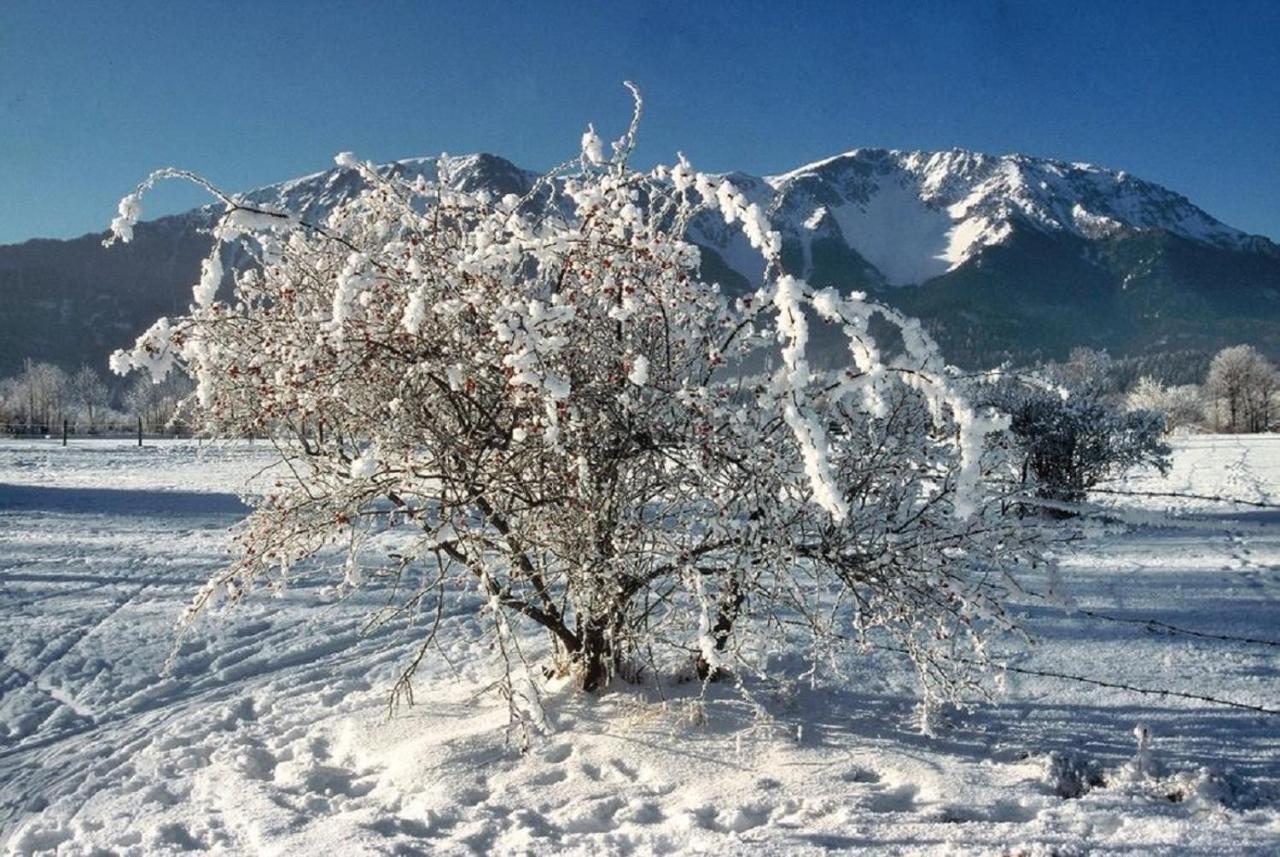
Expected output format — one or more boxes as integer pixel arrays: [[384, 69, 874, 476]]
[[2, 0, 1277, 244]]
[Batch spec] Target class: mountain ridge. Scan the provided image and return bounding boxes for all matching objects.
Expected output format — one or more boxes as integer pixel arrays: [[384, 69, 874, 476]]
[[1, 146, 1277, 376]]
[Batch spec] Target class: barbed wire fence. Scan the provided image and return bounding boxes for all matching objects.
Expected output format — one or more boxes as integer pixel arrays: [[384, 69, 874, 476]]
[[1005, 476, 1279, 717]]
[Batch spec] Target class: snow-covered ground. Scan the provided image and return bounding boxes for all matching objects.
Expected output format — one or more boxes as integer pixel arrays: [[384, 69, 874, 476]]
[[2, 436, 1278, 855]]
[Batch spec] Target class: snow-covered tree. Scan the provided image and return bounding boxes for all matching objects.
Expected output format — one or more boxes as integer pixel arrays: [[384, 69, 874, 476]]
[[104, 89, 1045, 711], [123, 372, 192, 433], [0, 377, 18, 429], [2, 360, 70, 432], [1125, 376, 1165, 413], [1126, 376, 1203, 433], [69, 365, 112, 433], [1049, 347, 1116, 397], [1206, 345, 1278, 433]]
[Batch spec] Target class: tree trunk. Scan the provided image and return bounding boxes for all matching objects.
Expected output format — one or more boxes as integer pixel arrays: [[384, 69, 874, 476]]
[[576, 616, 619, 692], [695, 574, 745, 681]]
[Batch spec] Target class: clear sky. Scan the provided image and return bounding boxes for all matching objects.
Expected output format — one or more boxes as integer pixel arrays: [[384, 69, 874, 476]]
[[2, 0, 1278, 245]]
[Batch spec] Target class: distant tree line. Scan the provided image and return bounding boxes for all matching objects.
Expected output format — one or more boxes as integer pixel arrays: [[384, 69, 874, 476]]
[[1123, 345, 1279, 434], [0, 358, 193, 436], [1030, 344, 1279, 435], [4, 342, 1272, 440]]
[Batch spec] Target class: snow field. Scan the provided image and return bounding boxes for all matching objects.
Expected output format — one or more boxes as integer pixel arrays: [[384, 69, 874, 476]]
[[1, 437, 1279, 855]]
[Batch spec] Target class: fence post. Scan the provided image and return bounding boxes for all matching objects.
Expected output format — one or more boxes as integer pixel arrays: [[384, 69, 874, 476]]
[[62, 419, 68, 447], [137, 416, 143, 447]]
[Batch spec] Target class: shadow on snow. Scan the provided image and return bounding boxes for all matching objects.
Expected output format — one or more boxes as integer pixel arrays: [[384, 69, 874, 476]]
[[0, 483, 249, 517]]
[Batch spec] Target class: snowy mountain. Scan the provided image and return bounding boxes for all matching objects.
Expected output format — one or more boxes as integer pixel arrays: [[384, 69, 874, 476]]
[[752, 148, 1264, 286], [237, 153, 538, 224], [2, 147, 1278, 376]]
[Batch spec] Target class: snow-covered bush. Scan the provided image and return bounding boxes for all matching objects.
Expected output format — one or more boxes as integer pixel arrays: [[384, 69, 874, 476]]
[[104, 88, 1043, 711], [982, 378, 1171, 510]]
